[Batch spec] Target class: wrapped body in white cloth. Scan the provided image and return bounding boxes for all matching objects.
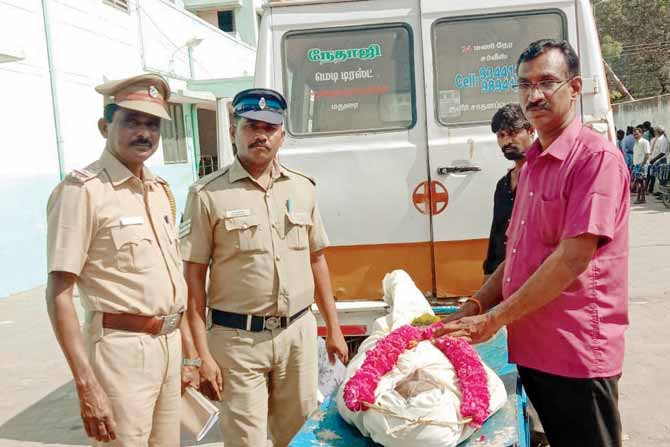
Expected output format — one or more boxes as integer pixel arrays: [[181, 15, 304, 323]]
[[336, 270, 507, 447]]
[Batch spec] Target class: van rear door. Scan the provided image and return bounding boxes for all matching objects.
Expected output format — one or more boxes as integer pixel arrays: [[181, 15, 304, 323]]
[[272, 1, 435, 300], [420, 1, 576, 296]]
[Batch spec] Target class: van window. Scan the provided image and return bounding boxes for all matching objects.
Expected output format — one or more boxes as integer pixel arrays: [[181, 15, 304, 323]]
[[283, 24, 415, 136], [433, 12, 565, 126]]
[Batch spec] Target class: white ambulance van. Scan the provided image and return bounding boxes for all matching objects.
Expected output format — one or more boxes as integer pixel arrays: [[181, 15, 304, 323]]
[[253, 0, 613, 335]]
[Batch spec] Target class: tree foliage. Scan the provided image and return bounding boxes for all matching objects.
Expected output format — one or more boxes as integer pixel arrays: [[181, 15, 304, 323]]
[[594, 0, 670, 101]]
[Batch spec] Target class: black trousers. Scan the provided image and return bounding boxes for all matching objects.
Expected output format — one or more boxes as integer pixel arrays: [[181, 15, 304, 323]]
[[518, 366, 622, 447]]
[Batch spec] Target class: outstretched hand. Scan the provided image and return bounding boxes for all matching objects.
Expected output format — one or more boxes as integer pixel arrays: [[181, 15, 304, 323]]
[[432, 312, 502, 345]]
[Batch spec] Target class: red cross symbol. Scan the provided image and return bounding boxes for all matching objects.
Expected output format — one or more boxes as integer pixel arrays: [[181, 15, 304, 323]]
[[412, 180, 449, 216]]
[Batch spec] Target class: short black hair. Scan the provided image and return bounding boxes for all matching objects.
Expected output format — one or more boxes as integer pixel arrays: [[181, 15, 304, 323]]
[[104, 103, 120, 123], [517, 39, 580, 78], [491, 103, 532, 134], [626, 126, 634, 135], [617, 129, 625, 139]]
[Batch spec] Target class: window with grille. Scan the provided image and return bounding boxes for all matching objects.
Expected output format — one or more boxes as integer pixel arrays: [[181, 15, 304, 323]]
[[103, 0, 129, 13], [161, 103, 189, 164]]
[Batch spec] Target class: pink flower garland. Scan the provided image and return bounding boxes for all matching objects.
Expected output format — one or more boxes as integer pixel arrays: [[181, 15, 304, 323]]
[[342, 323, 490, 427], [433, 336, 490, 427]]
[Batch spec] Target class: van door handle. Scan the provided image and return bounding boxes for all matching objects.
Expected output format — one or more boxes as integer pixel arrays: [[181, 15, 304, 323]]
[[437, 166, 481, 175]]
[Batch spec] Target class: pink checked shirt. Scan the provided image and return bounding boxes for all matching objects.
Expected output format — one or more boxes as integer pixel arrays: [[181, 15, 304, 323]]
[[503, 119, 630, 378]]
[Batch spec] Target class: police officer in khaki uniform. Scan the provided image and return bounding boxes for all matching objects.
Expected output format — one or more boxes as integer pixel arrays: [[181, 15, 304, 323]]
[[46, 74, 200, 446], [181, 88, 348, 446]]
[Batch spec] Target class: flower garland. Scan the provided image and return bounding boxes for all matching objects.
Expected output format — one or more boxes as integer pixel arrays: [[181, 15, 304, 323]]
[[342, 323, 490, 427]]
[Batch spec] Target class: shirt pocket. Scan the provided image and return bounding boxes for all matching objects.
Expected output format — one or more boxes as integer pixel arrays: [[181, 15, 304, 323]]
[[285, 211, 312, 250], [110, 225, 156, 273], [223, 214, 265, 254], [537, 196, 565, 246]]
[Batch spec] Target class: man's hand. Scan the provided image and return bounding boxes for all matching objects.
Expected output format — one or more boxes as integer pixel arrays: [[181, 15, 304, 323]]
[[78, 382, 117, 442], [326, 328, 349, 365], [440, 300, 480, 325], [199, 356, 223, 401], [433, 312, 502, 344], [181, 365, 200, 395]]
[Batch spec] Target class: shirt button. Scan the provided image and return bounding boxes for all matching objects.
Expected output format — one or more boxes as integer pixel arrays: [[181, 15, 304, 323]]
[[276, 255, 281, 262], [265, 192, 270, 199], [521, 220, 525, 225], [512, 248, 517, 254], [530, 192, 534, 197], [242, 224, 248, 229], [506, 277, 511, 283]]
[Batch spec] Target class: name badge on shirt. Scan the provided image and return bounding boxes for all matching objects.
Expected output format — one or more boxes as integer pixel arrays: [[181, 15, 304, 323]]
[[120, 216, 144, 226], [225, 209, 251, 218]]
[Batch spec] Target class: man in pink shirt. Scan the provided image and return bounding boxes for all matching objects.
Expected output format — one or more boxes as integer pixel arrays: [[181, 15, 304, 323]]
[[436, 39, 629, 447]]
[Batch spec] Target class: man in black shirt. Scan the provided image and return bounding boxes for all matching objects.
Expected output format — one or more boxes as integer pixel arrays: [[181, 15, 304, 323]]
[[483, 103, 535, 278]]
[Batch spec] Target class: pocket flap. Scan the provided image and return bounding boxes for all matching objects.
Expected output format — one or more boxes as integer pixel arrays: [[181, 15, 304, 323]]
[[224, 214, 261, 231], [110, 225, 152, 249], [287, 211, 312, 226]]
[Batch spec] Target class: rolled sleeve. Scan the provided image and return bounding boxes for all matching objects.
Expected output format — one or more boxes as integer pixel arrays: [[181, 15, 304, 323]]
[[47, 182, 94, 275], [179, 190, 213, 264], [561, 152, 628, 243], [308, 202, 330, 253]]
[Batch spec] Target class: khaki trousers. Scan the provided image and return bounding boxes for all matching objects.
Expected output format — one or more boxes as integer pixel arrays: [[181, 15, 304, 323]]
[[85, 322, 181, 447], [209, 311, 318, 447]]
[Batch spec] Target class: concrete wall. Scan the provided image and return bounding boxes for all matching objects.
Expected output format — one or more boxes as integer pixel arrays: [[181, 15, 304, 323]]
[[0, 0, 256, 297], [196, 9, 219, 28], [612, 94, 670, 131]]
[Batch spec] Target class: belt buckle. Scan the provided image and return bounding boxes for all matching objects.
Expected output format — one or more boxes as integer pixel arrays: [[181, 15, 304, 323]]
[[264, 316, 281, 330], [159, 313, 180, 335]]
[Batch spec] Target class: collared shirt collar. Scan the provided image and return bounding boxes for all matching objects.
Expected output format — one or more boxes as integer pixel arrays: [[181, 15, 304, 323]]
[[526, 118, 583, 163], [99, 149, 156, 186], [228, 157, 289, 185]]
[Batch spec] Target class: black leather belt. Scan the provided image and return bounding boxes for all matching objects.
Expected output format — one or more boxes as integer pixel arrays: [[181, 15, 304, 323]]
[[211, 307, 310, 332]]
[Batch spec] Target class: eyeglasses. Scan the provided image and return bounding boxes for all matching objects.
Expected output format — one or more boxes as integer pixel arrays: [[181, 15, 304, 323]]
[[512, 78, 573, 96]]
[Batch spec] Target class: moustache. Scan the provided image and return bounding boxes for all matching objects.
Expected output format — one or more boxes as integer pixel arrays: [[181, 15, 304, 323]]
[[131, 139, 152, 147], [502, 144, 520, 152], [249, 142, 270, 150], [525, 102, 549, 112]]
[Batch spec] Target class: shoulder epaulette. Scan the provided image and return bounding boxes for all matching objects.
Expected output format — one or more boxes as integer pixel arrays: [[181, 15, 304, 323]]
[[65, 163, 102, 184], [156, 175, 168, 185], [189, 166, 231, 192], [281, 164, 316, 186]]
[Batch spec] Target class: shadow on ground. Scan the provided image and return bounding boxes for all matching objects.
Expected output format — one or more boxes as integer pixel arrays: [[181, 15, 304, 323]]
[[0, 381, 222, 446]]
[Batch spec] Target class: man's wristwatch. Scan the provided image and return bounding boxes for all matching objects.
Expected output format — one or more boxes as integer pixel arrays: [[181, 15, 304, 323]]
[[182, 357, 202, 367]]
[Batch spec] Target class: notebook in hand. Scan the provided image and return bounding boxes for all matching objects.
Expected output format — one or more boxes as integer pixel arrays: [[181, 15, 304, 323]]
[[181, 387, 220, 442]]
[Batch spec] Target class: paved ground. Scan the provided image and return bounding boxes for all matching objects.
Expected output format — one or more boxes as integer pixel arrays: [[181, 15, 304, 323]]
[[1, 198, 669, 446]]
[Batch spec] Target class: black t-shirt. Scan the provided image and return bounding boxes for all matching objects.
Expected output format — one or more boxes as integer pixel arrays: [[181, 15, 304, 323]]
[[483, 170, 516, 275]]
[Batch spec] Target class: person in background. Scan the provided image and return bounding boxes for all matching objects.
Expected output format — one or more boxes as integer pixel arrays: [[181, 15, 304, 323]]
[[632, 125, 651, 204], [622, 126, 636, 172], [616, 129, 625, 154], [648, 125, 669, 195]]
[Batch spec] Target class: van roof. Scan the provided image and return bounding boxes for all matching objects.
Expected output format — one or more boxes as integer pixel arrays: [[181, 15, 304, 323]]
[[266, 0, 367, 8]]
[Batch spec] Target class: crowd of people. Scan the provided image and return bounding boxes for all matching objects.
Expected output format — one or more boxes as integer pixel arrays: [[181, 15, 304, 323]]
[[616, 121, 669, 204]]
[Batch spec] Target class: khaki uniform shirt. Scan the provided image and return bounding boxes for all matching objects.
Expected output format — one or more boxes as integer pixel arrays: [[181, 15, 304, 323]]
[[179, 157, 329, 316], [47, 149, 187, 316]]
